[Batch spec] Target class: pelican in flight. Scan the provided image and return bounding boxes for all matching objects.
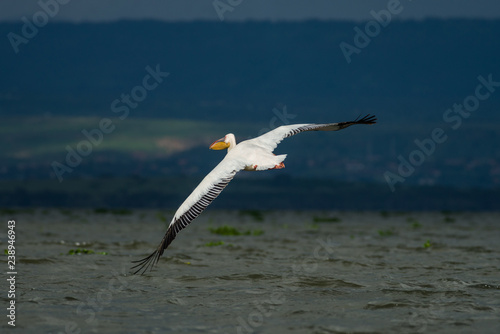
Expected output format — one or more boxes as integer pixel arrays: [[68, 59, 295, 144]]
[[132, 114, 376, 274]]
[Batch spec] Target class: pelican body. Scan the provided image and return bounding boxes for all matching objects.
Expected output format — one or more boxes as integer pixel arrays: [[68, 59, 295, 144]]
[[132, 114, 376, 274]]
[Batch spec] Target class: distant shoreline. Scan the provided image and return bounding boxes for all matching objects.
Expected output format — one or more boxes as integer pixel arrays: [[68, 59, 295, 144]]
[[1, 176, 498, 211]]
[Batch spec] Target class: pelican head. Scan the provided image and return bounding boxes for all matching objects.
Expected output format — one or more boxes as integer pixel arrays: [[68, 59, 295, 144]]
[[209, 133, 236, 151]]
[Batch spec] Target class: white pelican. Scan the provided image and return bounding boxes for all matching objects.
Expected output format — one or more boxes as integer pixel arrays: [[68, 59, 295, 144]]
[[132, 114, 376, 274]]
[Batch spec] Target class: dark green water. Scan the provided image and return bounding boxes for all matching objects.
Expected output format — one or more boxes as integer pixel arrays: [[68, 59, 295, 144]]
[[1, 210, 499, 333]]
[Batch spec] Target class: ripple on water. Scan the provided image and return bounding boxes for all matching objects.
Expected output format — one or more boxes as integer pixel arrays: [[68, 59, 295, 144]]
[[364, 301, 410, 310], [468, 283, 500, 290], [19, 258, 57, 264], [329, 258, 369, 268], [295, 277, 364, 288], [382, 288, 441, 297], [215, 273, 280, 281], [457, 246, 493, 253]]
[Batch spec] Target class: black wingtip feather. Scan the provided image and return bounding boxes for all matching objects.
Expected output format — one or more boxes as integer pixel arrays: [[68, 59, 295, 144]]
[[130, 228, 177, 275], [131, 172, 237, 275], [355, 114, 377, 124], [336, 114, 377, 130], [130, 250, 158, 275]]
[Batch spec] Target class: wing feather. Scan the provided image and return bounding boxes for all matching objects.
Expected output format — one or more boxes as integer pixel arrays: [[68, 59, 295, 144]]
[[131, 158, 244, 275], [250, 114, 376, 151]]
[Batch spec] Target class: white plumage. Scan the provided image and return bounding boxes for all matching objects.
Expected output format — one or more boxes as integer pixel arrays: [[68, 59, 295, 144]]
[[132, 114, 376, 274]]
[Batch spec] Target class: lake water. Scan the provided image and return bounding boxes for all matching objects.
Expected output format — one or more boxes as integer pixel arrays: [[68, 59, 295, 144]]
[[1, 209, 499, 333]]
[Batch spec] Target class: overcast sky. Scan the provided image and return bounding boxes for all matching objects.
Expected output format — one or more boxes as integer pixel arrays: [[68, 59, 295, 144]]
[[1, 0, 500, 22]]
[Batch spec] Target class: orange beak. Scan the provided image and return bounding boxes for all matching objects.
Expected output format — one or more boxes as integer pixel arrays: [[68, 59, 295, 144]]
[[209, 137, 230, 150]]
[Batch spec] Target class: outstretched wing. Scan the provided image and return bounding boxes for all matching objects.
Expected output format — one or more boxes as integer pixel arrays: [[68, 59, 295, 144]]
[[131, 157, 245, 275], [250, 114, 377, 152]]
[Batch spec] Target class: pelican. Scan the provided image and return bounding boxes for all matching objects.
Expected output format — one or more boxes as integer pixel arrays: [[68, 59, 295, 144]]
[[132, 114, 376, 274]]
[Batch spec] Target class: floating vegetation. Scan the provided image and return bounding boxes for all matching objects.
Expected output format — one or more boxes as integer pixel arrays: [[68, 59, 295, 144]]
[[239, 209, 265, 222], [111, 208, 133, 215], [0, 208, 18, 215], [0, 208, 35, 215], [309, 223, 319, 230], [94, 208, 132, 215], [59, 208, 73, 216], [209, 225, 240, 235], [67, 248, 108, 255], [156, 212, 168, 223], [251, 229, 264, 236], [423, 240, 432, 248], [313, 216, 341, 223], [204, 241, 225, 247], [406, 218, 422, 229], [209, 225, 264, 236], [378, 229, 394, 237], [443, 216, 455, 223], [380, 211, 390, 218]]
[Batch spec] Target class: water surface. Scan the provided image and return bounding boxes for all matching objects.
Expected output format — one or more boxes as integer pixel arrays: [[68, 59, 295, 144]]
[[1, 209, 499, 333]]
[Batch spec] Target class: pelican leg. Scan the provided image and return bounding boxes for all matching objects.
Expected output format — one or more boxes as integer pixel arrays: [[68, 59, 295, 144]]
[[269, 162, 285, 170]]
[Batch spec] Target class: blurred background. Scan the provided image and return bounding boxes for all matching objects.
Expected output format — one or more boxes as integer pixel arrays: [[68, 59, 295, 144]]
[[1, 0, 499, 210]]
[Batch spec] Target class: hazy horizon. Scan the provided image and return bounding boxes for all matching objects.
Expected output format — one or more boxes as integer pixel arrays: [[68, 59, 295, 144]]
[[1, 0, 500, 23]]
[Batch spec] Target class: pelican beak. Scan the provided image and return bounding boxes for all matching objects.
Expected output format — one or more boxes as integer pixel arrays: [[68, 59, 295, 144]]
[[209, 137, 230, 150]]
